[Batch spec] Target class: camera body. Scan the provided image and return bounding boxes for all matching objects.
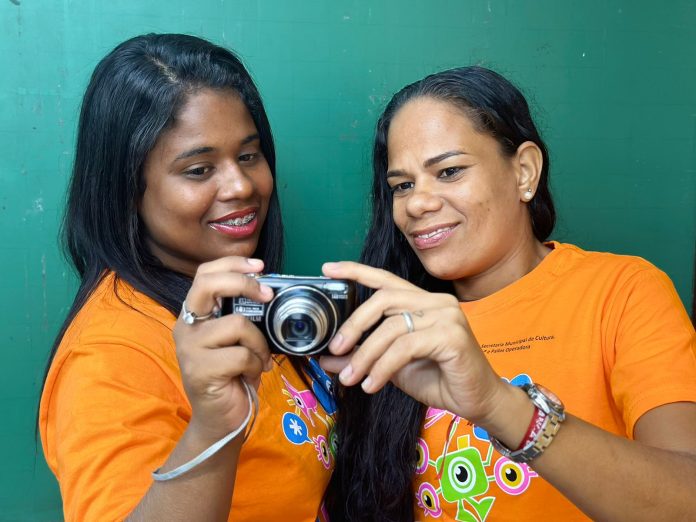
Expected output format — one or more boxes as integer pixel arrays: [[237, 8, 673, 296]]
[[221, 275, 356, 356]]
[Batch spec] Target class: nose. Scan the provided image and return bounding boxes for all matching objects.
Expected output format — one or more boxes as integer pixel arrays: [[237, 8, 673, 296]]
[[404, 179, 443, 217], [217, 163, 255, 201]]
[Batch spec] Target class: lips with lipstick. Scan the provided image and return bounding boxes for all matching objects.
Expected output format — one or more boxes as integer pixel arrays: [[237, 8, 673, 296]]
[[411, 223, 459, 250], [209, 208, 260, 238]]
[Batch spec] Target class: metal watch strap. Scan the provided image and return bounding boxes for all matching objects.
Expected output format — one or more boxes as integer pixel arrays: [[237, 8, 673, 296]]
[[489, 383, 565, 464]]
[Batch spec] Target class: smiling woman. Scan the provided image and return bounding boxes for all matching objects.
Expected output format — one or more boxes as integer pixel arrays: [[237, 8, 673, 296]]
[[324, 67, 696, 522], [38, 34, 334, 522], [139, 90, 273, 276]]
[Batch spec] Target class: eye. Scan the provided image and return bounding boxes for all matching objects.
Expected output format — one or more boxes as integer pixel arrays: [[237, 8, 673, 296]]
[[389, 181, 414, 195], [238, 152, 259, 163], [183, 166, 213, 178], [439, 166, 465, 179]]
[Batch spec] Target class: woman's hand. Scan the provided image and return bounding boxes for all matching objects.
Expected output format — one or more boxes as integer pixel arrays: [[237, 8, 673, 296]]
[[320, 261, 509, 425], [173, 256, 274, 442]]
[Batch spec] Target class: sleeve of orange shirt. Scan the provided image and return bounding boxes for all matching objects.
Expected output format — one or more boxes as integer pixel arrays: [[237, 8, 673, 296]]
[[45, 342, 190, 522], [607, 262, 696, 436]]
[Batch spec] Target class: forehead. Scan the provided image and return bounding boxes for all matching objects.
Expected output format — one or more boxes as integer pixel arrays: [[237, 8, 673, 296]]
[[169, 88, 252, 134], [387, 97, 481, 156]]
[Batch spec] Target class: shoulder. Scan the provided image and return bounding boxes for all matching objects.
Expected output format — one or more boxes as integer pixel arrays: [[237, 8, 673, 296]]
[[62, 272, 177, 358], [43, 273, 181, 409], [547, 242, 677, 296], [550, 242, 660, 278]]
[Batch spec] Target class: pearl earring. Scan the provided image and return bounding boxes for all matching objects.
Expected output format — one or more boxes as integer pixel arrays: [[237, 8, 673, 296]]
[[524, 188, 533, 200]]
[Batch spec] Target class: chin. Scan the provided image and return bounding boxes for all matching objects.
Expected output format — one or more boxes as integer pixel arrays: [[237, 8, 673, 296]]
[[419, 260, 462, 282]]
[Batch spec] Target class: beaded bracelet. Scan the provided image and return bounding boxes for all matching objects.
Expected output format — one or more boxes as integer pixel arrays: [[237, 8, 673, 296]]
[[152, 380, 258, 482]]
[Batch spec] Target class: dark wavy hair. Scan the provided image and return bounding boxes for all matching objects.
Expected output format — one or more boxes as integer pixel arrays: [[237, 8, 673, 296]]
[[41, 33, 284, 403], [327, 66, 555, 521]]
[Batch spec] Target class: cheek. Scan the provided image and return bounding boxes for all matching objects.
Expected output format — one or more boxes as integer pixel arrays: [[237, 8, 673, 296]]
[[391, 199, 409, 233], [260, 173, 274, 204]]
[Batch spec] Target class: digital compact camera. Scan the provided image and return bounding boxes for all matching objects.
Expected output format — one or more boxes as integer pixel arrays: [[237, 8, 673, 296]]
[[221, 275, 356, 356]]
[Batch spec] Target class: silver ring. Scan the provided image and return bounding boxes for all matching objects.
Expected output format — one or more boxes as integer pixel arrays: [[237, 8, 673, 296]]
[[181, 300, 221, 325], [401, 311, 415, 334]]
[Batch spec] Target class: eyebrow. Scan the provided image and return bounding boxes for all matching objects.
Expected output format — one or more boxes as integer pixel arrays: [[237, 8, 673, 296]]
[[386, 150, 469, 178], [173, 134, 261, 161], [423, 150, 468, 167]]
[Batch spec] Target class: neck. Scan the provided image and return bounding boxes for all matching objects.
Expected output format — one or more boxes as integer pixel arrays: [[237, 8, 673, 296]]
[[453, 239, 551, 302]]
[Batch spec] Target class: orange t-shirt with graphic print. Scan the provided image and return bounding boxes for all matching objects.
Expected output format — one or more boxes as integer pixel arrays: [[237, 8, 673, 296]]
[[413, 242, 696, 521], [40, 272, 335, 522]]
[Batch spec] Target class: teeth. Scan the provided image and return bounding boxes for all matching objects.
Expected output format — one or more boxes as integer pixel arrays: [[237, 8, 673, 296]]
[[220, 212, 255, 226], [417, 227, 451, 239]]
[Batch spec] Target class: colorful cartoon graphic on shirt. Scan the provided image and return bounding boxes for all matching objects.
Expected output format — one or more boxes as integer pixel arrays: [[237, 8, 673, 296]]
[[313, 434, 332, 469], [492, 457, 537, 495], [425, 406, 460, 429], [307, 357, 337, 414], [328, 419, 339, 460], [416, 437, 430, 475], [282, 375, 329, 428], [435, 436, 495, 522], [473, 373, 532, 443], [417, 481, 443, 517], [278, 363, 337, 481], [415, 373, 540, 521], [282, 412, 313, 445]]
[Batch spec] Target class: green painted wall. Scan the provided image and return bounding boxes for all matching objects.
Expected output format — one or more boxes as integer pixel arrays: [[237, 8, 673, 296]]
[[2, 1, 694, 519]]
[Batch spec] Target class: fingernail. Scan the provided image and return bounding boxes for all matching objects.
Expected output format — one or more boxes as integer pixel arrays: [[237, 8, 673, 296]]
[[247, 258, 264, 266], [329, 332, 343, 351], [339, 364, 353, 383], [361, 376, 373, 393], [260, 284, 273, 297], [323, 262, 338, 271]]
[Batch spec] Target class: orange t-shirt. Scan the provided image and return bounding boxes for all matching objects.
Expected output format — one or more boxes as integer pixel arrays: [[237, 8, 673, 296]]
[[413, 243, 696, 521], [40, 272, 335, 522]]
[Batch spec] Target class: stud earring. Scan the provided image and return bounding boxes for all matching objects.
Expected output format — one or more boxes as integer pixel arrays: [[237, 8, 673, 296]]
[[524, 188, 533, 200]]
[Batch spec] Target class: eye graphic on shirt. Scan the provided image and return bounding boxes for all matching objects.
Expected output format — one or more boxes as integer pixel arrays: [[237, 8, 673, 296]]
[[416, 482, 442, 517], [329, 428, 339, 459], [313, 435, 332, 469], [447, 456, 478, 495], [493, 457, 538, 495], [282, 375, 322, 427], [435, 442, 491, 503], [415, 438, 430, 475]]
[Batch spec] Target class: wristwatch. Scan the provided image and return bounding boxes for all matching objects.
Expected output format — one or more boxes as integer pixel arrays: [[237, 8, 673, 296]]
[[489, 383, 566, 464]]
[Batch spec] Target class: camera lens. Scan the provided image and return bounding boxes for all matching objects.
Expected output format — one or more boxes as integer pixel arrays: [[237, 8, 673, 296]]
[[267, 286, 338, 355], [283, 314, 317, 341]]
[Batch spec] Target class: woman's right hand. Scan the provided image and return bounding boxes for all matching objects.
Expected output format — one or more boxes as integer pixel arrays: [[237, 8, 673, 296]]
[[173, 256, 274, 442]]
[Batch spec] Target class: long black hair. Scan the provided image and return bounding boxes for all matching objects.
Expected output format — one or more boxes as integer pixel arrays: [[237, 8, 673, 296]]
[[327, 66, 555, 521], [41, 33, 283, 398]]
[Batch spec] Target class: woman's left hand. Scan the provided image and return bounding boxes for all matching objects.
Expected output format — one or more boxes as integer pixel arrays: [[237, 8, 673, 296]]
[[320, 261, 507, 425]]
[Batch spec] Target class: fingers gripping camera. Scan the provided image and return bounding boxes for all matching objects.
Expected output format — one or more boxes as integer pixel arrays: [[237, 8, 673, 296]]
[[222, 275, 356, 356]]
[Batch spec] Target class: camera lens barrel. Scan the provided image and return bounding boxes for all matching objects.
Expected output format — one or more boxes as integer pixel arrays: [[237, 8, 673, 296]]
[[267, 286, 337, 355]]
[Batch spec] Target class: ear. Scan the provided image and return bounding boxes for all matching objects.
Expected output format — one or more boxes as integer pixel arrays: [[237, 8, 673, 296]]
[[514, 141, 543, 202]]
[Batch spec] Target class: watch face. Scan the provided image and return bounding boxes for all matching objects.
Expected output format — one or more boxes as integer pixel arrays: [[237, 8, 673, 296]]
[[535, 384, 563, 408]]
